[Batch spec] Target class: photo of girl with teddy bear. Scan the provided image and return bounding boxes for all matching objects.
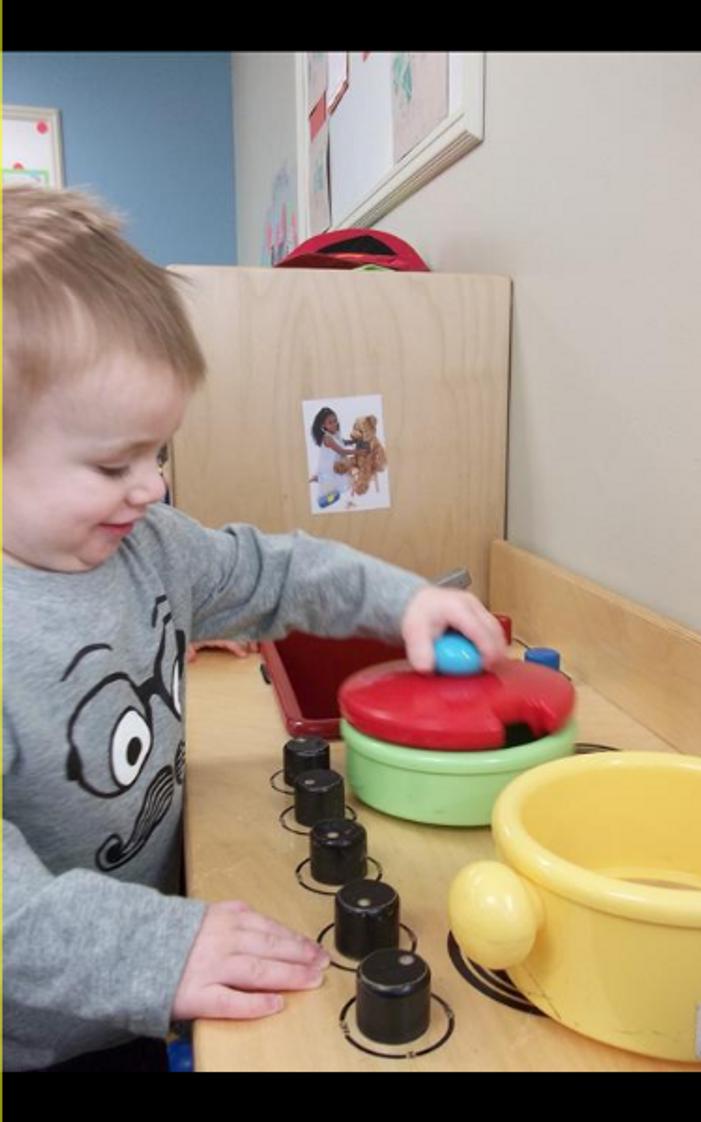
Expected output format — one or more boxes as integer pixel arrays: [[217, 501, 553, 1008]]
[[305, 395, 390, 514]]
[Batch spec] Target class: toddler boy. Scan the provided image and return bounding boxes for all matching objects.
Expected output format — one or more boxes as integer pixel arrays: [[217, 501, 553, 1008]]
[[2, 186, 505, 1071]]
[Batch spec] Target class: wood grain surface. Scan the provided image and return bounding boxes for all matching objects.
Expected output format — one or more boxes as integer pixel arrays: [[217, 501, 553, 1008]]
[[169, 266, 511, 601], [184, 647, 694, 1072]]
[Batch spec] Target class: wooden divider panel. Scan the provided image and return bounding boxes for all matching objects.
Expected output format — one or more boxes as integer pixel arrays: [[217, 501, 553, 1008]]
[[490, 540, 701, 755], [170, 266, 511, 601]]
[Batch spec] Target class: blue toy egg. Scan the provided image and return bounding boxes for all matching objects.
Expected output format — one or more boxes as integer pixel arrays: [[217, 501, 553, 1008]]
[[433, 630, 484, 676]]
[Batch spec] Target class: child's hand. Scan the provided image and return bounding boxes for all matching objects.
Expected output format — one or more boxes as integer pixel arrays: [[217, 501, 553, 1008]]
[[172, 901, 330, 1021], [186, 640, 260, 663], [401, 587, 507, 673]]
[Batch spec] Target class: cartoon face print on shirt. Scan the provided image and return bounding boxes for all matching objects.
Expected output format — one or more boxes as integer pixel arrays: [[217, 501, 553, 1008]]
[[63, 595, 186, 872]]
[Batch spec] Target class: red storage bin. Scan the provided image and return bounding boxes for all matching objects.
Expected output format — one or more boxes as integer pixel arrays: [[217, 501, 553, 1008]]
[[259, 632, 404, 739]]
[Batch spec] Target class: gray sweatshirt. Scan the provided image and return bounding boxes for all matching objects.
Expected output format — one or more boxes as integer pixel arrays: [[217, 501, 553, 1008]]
[[3, 502, 426, 1070]]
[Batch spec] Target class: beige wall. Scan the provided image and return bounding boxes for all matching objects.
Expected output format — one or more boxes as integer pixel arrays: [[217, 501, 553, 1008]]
[[231, 52, 298, 266], [231, 51, 701, 633]]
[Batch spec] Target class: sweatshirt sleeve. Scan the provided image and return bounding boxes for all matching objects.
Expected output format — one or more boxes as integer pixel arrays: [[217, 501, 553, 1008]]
[[2, 506, 429, 1068], [140, 504, 429, 645], [2, 816, 206, 1067]]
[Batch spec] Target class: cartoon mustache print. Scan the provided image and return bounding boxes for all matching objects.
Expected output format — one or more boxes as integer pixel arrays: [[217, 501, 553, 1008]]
[[96, 758, 179, 871]]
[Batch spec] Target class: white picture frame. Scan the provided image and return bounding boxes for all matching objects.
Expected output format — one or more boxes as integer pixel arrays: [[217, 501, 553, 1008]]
[[2, 105, 65, 188], [295, 52, 484, 238]]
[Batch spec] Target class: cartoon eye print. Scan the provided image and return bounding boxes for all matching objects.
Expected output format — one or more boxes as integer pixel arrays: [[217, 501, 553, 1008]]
[[110, 707, 153, 789], [64, 608, 186, 801], [67, 675, 154, 798], [171, 655, 182, 718], [149, 611, 185, 721]]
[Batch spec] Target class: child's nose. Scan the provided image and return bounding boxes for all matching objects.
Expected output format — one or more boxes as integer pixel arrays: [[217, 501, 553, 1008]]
[[127, 461, 166, 508]]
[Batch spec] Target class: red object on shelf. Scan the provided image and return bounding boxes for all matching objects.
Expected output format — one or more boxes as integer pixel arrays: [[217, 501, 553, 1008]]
[[260, 632, 405, 738], [339, 660, 575, 750], [276, 229, 430, 272]]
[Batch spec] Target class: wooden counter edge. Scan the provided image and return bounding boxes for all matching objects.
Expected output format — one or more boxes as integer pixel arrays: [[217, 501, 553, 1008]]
[[489, 540, 701, 756]]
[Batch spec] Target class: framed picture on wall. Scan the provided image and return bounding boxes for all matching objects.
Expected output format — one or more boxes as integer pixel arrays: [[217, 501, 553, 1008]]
[[295, 52, 484, 238], [2, 105, 65, 188]]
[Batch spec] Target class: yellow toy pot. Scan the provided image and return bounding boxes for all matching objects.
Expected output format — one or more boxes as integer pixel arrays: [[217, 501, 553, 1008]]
[[449, 752, 701, 1063]]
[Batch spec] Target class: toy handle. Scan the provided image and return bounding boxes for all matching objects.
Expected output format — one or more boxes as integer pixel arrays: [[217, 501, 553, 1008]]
[[448, 861, 543, 969]]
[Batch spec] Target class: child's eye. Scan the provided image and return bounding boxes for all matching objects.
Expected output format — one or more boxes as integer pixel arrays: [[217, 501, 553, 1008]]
[[97, 465, 130, 479]]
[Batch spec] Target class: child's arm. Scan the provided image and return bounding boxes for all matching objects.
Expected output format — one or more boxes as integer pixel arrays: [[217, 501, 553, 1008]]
[[2, 817, 328, 1061], [155, 506, 428, 650], [150, 507, 504, 668], [1, 817, 208, 1055], [150, 505, 505, 670], [322, 433, 350, 456]]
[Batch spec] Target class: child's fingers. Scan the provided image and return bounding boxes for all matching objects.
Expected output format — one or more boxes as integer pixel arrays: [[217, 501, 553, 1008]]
[[402, 588, 507, 672], [187, 639, 258, 661], [440, 600, 506, 667], [197, 639, 250, 656], [172, 902, 329, 1022], [232, 911, 325, 955], [195, 986, 286, 1020], [213, 901, 328, 965], [401, 618, 436, 673], [212, 639, 257, 656], [214, 955, 326, 995], [225, 928, 329, 968]]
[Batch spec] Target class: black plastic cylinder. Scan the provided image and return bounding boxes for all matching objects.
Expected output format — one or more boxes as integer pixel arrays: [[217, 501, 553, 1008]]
[[293, 768, 345, 827], [334, 879, 399, 959], [283, 737, 330, 786], [310, 819, 367, 885], [356, 949, 431, 1045]]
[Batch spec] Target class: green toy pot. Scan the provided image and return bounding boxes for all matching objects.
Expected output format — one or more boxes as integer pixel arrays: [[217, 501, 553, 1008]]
[[341, 718, 578, 827]]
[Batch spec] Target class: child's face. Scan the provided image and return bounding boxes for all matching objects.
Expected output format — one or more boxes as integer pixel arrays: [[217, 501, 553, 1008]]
[[323, 413, 339, 432], [3, 354, 190, 572]]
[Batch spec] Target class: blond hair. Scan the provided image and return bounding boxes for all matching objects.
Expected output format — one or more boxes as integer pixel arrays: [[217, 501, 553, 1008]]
[[3, 185, 206, 433]]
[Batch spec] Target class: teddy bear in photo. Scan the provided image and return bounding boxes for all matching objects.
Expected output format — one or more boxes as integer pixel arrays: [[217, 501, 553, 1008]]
[[334, 414, 387, 496]]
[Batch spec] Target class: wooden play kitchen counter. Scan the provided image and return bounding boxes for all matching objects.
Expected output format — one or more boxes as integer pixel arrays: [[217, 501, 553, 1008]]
[[183, 544, 701, 1072]]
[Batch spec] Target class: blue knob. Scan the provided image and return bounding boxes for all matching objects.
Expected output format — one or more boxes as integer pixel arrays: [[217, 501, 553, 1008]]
[[524, 647, 561, 670], [433, 630, 484, 676]]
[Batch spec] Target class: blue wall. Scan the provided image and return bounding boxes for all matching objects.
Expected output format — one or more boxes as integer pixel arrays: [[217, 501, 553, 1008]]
[[3, 52, 237, 266]]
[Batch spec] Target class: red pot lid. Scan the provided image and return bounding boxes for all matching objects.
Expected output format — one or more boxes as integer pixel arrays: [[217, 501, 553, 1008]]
[[338, 659, 575, 750]]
